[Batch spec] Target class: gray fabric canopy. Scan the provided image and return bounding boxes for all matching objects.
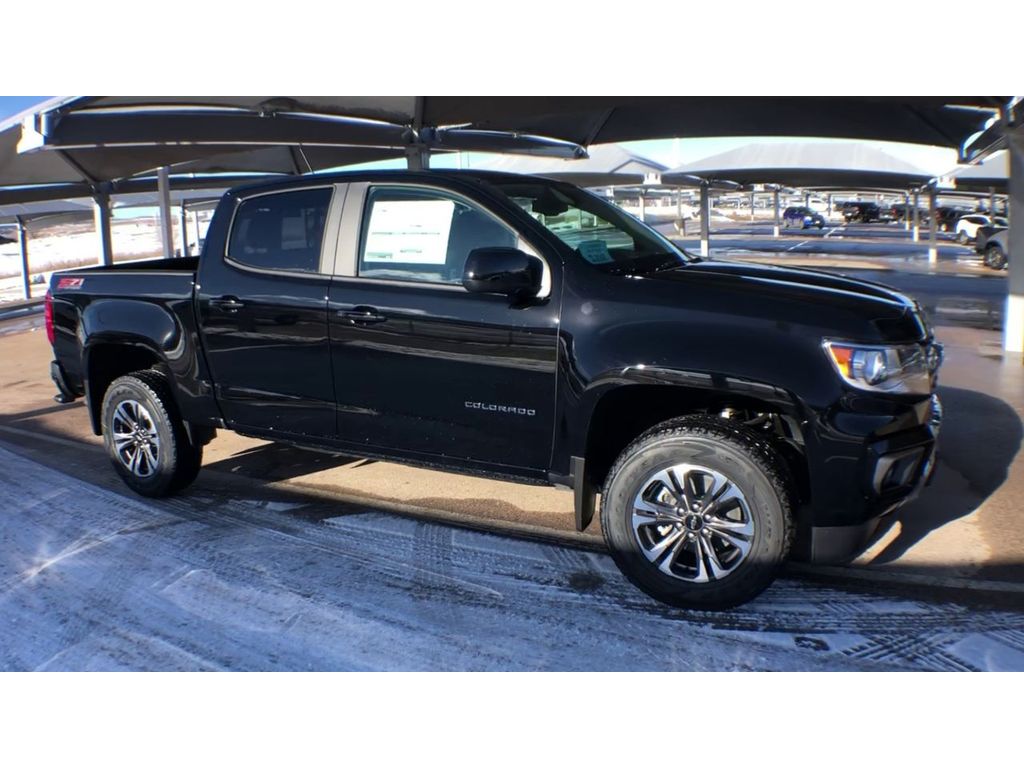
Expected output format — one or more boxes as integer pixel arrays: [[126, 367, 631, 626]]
[[943, 151, 1008, 192], [2, 96, 1003, 192], [468, 143, 666, 187], [661, 142, 935, 189], [59, 96, 1004, 148], [0, 187, 228, 226]]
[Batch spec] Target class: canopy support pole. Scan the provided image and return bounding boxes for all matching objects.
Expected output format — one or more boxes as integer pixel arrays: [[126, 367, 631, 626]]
[[699, 181, 710, 257], [804, 191, 810, 208], [179, 204, 189, 259], [750, 190, 755, 223], [912, 189, 920, 242], [93, 190, 113, 266], [990, 187, 997, 216], [1004, 132, 1024, 354], [904, 192, 911, 231], [16, 216, 30, 300], [927, 186, 938, 264], [638, 191, 646, 224], [157, 166, 174, 259], [827, 194, 832, 218], [772, 188, 780, 238], [405, 145, 430, 171]]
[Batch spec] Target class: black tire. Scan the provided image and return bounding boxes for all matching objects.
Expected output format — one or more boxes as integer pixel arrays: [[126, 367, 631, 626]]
[[601, 415, 793, 610], [986, 245, 1007, 270], [100, 370, 203, 497]]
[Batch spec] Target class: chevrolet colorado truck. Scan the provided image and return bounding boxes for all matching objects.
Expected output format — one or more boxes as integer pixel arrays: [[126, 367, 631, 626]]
[[46, 170, 942, 608]]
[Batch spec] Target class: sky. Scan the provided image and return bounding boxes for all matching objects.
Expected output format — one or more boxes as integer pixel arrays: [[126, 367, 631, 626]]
[[0, 96, 52, 122]]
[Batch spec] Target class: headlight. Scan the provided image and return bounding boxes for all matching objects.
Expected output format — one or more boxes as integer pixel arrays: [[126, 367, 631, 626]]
[[823, 340, 937, 395]]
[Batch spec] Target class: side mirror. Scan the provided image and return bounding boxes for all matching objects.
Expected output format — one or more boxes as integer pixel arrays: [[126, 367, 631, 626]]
[[462, 247, 543, 299]]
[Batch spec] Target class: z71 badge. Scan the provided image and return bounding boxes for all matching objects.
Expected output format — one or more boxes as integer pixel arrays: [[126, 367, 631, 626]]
[[57, 277, 85, 290]]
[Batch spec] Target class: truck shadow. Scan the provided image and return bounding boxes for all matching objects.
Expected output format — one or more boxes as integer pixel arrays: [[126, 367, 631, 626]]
[[202, 442, 370, 482], [869, 385, 1023, 570]]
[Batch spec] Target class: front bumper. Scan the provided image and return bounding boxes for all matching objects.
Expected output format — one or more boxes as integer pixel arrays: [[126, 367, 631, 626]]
[[800, 393, 941, 564]]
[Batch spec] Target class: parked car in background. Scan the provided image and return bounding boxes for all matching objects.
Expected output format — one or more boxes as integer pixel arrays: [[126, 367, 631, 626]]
[[782, 206, 825, 229], [931, 206, 969, 232], [841, 201, 881, 223], [955, 214, 996, 244], [982, 229, 1009, 270], [975, 221, 1009, 254]]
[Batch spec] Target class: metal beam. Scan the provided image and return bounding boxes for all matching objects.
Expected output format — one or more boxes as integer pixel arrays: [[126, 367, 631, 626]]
[[157, 166, 174, 259], [1005, 132, 1024, 353], [179, 203, 189, 259], [638, 192, 646, 224], [912, 189, 920, 242], [699, 181, 710, 257], [92, 191, 113, 266], [927, 185, 938, 264], [904, 192, 911, 231], [16, 216, 30, 300], [773, 188, 780, 238]]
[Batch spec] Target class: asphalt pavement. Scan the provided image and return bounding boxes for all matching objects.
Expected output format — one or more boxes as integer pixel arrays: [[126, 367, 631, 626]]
[[1, 236, 1022, 670], [3, 442, 1022, 671]]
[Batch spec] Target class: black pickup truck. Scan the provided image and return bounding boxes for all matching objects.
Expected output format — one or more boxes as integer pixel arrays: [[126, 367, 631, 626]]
[[47, 170, 942, 608]]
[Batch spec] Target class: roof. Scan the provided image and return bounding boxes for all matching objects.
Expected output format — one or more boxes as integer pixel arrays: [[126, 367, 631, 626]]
[[468, 144, 666, 187], [662, 141, 935, 189], [34, 96, 1002, 147], [942, 151, 1008, 192]]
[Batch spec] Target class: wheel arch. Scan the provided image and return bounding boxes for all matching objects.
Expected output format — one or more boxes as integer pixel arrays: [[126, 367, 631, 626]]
[[84, 339, 170, 435], [577, 369, 809, 501]]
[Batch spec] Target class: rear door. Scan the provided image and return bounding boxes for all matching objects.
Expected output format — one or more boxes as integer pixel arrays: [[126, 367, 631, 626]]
[[325, 182, 560, 473], [196, 185, 341, 437]]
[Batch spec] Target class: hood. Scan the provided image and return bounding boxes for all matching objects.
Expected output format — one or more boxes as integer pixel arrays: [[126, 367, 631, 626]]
[[640, 259, 929, 343]]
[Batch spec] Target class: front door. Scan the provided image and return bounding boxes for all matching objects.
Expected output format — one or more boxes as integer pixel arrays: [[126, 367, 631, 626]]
[[326, 183, 560, 473]]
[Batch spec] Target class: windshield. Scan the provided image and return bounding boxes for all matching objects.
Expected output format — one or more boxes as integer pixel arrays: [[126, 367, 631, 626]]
[[485, 178, 696, 273]]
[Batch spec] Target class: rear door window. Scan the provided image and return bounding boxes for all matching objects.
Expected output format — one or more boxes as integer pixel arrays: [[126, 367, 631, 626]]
[[228, 188, 332, 273]]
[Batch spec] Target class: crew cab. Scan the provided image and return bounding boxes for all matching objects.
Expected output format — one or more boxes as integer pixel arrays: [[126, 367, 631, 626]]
[[46, 170, 942, 609]]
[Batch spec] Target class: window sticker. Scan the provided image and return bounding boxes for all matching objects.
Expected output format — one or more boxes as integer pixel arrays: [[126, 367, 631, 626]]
[[363, 200, 455, 264], [576, 239, 614, 264]]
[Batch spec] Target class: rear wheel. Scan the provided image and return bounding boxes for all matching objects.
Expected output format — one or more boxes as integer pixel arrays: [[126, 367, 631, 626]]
[[985, 244, 1007, 270], [601, 416, 793, 610], [101, 371, 203, 497], [957, 230, 969, 245]]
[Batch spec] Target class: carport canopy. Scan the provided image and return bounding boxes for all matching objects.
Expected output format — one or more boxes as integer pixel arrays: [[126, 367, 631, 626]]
[[941, 151, 1008, 193], [661, 141, 935, 190], [468, 143, 666, 187]]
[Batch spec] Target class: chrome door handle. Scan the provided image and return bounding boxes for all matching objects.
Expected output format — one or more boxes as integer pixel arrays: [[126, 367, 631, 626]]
[[210, 296, 245, 312], [338, 306, 387, 325]]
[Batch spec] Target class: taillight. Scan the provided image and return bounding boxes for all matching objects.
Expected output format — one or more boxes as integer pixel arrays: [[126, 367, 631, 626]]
[[44, 289, 55, 345]]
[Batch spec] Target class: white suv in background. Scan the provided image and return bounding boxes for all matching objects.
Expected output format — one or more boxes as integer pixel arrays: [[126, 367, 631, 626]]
[[956, 214, 1007, 244]]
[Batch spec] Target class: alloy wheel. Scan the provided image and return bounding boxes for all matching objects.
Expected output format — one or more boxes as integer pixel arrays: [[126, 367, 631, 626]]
[[631, 463, 753, 583], [111, 399, 161, 477]]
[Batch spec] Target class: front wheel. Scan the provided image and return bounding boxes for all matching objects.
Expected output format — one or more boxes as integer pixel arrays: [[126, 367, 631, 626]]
[[957, 231, 969, 245], [601, 416, 793, 610], [101, 370, 203, 497]]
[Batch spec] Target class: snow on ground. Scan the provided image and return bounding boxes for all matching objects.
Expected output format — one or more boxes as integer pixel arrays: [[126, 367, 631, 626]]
[[0, 443, 1021, 671]]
